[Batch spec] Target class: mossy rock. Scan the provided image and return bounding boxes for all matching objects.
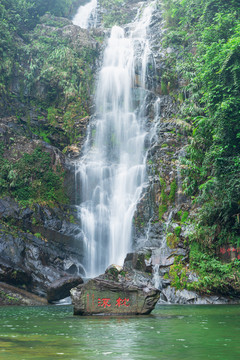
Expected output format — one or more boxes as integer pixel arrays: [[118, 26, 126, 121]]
[[166, 233, 178, 249], [105, 264, 123, 281], [159, 204, 168, 220], [174, 226, 181, 237]]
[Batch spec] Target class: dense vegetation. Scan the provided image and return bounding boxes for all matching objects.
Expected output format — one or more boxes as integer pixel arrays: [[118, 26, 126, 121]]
[[161, 0, 240, 294], [0, 143, 67, 206], [99, 0, 128, 27], [0, 0, 80, 82], [0, 0, 98, 144], [0, 0, 98, 207]]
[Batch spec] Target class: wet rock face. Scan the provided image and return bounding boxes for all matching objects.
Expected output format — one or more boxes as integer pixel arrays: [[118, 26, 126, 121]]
[[71, 276, 160, 315], [124, 251, 152, 273], [159, 286, 240, 305], [47, 275, 83, 303], [0, 196, 85, 297], [0, 228, 81, 296], [0, 197, 84, 256]]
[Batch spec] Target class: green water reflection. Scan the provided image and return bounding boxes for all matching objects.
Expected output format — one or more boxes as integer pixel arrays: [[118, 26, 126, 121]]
[[0, 305, 240, 359]]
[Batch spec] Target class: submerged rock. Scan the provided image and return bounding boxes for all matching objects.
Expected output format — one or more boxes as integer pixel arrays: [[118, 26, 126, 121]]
[[71, 276, 160, 316], [47, 275, 83, 303]]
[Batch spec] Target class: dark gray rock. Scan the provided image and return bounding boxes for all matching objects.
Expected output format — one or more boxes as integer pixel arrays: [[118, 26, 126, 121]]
[[123, 251, 152, 273], [0, 221, 83, 297], [0, 197, 20, 219], [0, 261, 32, 290], [47, 275, 83, 303]]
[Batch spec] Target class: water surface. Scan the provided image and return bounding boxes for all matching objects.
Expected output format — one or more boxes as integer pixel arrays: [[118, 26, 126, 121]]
[[0, 305, 239, 359]]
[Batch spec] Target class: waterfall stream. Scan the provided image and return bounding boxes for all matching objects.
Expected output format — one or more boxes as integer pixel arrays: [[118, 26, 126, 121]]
[[152, 211, 173, 290], [72, 0, 98, 29], [74, 1, 156, 277]]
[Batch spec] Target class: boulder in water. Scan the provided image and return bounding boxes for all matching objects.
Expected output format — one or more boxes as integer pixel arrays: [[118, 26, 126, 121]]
[[47, 275, 83, 303], [70, 275, 160, 315]]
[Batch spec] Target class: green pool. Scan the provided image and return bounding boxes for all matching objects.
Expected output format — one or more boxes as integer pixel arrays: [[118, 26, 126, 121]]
[[0, 305, 239, 359]]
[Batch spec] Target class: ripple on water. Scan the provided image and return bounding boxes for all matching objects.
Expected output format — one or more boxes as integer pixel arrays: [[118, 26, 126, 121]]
[[0, 305, 240, 360]]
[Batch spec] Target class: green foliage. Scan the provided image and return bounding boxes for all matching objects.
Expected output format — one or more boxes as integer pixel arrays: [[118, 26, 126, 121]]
[[34, 232, 42, 238], [69, 215, 75, 224], [0, 0, 79, 81], [31, 126, 51, 144], [159, 204, 168, 220], [100, 0, 128, 27], [47, 106, 59, 126], [0, 144, 67, 206], [144, 251, 152, 261], [174, 226, 181, 237], [160, 188, 168, 205], [159, 176, 166, 187], [23, 24, 96, 110], [0, 290, 18, 302], [0, 0, 78, 35], [161, 0, 240, 294], [160, 80, 168, 95], [169, 179, 177, 203], [181, 211, 189, 223], [169, 259, 187, 290], [189, 242, 240, 295], [161, 0, 240, 247], [32, 217, 37, 225], [0, 1, 97, 146], [166, 232, 178, 248], [119, 270, 126, 277], [158, 178, 178, 219]]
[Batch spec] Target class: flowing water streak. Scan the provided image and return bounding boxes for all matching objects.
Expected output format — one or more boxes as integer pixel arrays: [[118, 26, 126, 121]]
[[75, 1, 156, 277], [153, 210, 173, 290], [72, 0, 97, 29]]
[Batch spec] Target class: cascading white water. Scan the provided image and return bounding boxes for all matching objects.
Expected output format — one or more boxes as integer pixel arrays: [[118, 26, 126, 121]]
[[75, 1, 156, 277], [72, 0, 97, 29]]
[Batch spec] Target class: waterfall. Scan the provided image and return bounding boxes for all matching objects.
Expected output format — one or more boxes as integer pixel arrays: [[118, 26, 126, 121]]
[[75, 1, 156, 277], [72, 0, 98, 29]]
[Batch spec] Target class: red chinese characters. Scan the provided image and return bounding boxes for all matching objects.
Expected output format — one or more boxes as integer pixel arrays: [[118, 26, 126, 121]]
[[115, 297, 129, 307], [98, 298, 111, 308], [220, 247, 226, 254], [220, 247, 240, 255], [91, 296, 131, 309]]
